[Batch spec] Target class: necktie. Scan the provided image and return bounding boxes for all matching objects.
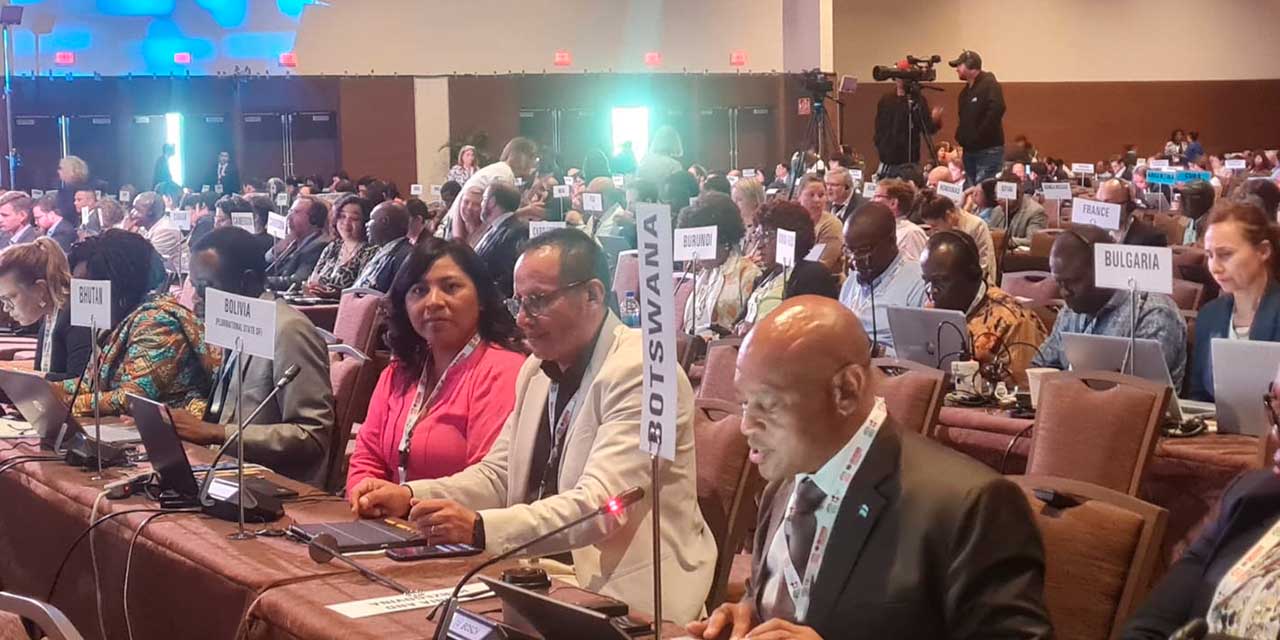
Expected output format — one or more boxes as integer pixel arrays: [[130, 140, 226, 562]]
[[786, 478, 827, 578]]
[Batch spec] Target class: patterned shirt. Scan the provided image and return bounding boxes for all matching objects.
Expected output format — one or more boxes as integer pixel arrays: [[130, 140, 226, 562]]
[[1031, 289, 1188, 388], [683, 250, 761, 334], [966, 286, 1048, 387], [310, 239, 379, 291], [63, 293, 220, 416]]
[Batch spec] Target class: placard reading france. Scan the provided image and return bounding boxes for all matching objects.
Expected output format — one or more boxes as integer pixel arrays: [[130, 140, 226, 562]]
[[1093, 244, 1173, 294], [635, 203, 677, 461], [674, 226, 718, 262], [70, 279, 111, 329], [204, 288, 278, 360], [1072, 197, 1122, 230]]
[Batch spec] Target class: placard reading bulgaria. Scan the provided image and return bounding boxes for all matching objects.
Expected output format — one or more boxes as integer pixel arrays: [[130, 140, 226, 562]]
[[1093, 244, 1173, 294]]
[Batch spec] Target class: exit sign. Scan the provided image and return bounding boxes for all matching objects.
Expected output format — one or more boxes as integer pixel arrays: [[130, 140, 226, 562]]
[[55, 51, 75, 66], [729, 50, 748, 67], [173, 52, 192, 65], [553, 50, 572, 67], [644, 51, 662, 67]]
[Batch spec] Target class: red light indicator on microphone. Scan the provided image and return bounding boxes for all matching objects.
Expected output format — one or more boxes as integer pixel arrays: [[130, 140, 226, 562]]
[[606, 498, 621, 514]]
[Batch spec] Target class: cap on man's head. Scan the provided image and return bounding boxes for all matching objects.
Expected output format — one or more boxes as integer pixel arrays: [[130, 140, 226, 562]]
[[948, 50, 982, 70]]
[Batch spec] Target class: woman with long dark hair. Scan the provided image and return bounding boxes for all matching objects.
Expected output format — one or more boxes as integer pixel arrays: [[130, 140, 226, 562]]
[[346, 238, 527, 496]]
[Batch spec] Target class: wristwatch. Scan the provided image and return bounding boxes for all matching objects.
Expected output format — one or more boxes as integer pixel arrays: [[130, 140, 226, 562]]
[[472, 513, 486, 548]]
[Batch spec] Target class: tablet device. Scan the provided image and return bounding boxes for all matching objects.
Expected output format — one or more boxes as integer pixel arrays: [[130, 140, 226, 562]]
[[289, 519, 426, 553]]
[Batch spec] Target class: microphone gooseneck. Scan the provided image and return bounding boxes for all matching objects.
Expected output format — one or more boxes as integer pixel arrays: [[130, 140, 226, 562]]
[[308, 533, 412, 594]]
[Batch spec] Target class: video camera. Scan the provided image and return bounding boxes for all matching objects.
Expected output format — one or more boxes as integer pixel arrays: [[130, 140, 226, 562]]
[[800, 68, 835, 97], [871, 55, 941, 83]]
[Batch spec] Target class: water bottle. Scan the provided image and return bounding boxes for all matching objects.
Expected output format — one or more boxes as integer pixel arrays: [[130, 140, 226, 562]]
[[621, 291, 641, 328]]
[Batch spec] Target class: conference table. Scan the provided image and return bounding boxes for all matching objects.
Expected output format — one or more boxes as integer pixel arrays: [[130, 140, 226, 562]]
[[934, 405, 1261, 565], [0, 441, 678, 639]]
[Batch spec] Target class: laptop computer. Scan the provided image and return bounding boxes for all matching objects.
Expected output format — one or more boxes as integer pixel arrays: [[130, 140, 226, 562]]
[[1060, 333, 1210, 422], [127, 393, 201, 498], [1210, 338, 1280, 436], [885, 306, 970, 370], [0, 368, 141, 450]]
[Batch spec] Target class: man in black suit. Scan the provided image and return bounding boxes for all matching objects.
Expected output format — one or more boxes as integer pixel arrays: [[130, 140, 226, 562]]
[[214, 150, 241, 195], [1098, 179, 1167, 247], [688, 296, 1052, 640], [351, 201, 413, 293], [34, 194, 77, 254], [473, 181, 528, 298], [265, 195, 328, 292]]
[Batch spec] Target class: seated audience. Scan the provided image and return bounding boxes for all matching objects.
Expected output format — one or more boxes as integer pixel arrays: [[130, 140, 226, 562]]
[[166, 227, 334, 486], [677, 192, 759, 336], [346, 240, 526, 494], [448, 144, 479, 185], [352, 201, 413, 293], [245, 194, 279, 258], [825, 166, 862, 223], [55, 230, 217, 416], [688, 296, 1052, 639], [921, 232, 1047, 386], [1178, 179, 1217, 246], [919, 194, 998, 283], [350, 229, 715, 624], [840, 201, 928, 354], [406, 197, 431, 244], [34, 194, 77, 253], [129, 191, 182, 275], [180, 192, 215, 249], [972, 178, 1007, 228], [0, 192, 41, 247], [796, 175, 845, 273], [735, 201, 838, 334], [1031, 225, 1187, 387], [1121, 368, 1279, 639], [94, 198, 126, 233], [441, 137, 539, 240], [1190, 201, 1280, 401], [452, 184, 487, 246], [0, 238, 90, 381], [701, 173, 731, 196], [731, 175, 766, 235], [873, 178, 928, 261], [55, 156, 90, 232], [1240, 176, 1280, 220], [1095, 178, 1166, 246], [997, 171, 1047, 248], [265, 195, 328, 292], [473, 182, 528, 299], [304, 194, 377, 298]]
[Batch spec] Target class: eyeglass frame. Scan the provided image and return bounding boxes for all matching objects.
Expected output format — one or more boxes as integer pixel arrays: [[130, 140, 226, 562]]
[[504, 279, 591, 318]]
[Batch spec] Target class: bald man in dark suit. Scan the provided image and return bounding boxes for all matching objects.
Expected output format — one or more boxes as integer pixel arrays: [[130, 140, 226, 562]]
[[688, 296, 1052, 640]]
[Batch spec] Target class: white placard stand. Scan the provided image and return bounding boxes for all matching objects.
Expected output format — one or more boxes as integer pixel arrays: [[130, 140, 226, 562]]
[[228, 338, 253, 541], [1119, 279, 1138, 376], [89, 319, 103, 480]]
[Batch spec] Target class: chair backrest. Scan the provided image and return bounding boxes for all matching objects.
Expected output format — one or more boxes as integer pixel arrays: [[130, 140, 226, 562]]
[[323, 350, 388, 492], [1010, 476, 1168, 640], [333, 289, 385, 355], [1170, 278, 1204, 311], [673, 273, 695, 321], [990, 227, 1008, 273], [692, 398, 764, 611], [612, 250, 640, 308], [1152, 214, 1189, 247], [1171, 245, 1207, 276], [1028, 371, 1171, 495], [0, 592, 84, 640], [696, 337, 743, 403], [871, 358, 945, 437], [1001, 271, 1061, 304], [1029, 229, 1064, 257]]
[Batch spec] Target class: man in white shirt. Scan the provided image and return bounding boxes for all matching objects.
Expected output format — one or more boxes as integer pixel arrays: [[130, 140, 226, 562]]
[[437, 137, 539, 240], [839, 202, 927, 355], [873, 178, 928, 261], [129, 191, 183, 275], [825, 166, 863, 223], [918, 195, 998, 284]]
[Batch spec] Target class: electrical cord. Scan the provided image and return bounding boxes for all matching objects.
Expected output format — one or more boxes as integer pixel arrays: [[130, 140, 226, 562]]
[[90, 491, 109, 640], [45, 507, 201, 604], [935, 319, 971, 369], [1000, 422, 1036, 475], [124, 511, 192, 640], [0, 455, 63, 474]]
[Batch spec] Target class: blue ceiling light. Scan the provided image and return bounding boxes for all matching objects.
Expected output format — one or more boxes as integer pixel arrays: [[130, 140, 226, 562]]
[[196, 0, 247, 28], [95, 0, 175, 16]]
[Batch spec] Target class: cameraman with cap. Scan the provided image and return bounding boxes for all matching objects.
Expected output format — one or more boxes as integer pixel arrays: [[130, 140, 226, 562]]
[[873, 74, 943, 181], [950, 50, 1006, 185]]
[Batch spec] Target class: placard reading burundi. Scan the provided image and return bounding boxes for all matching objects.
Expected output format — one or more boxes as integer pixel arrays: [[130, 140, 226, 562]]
[[635, 203, 677, 461], [204, 288, 278, 360], [1094, 244, 1173, 294], [1042, 182, 1072, 200], [937, 181, 964, 204], [70, 279, 112, 329], [776, 229, 797, 267], [1072, 198, 1122, 230], [674, 226, 718, 262]]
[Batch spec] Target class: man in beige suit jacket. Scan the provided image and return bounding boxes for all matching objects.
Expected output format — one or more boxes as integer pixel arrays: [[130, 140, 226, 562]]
[[353, 229, 716, 624], [170, 226, 336, 488]]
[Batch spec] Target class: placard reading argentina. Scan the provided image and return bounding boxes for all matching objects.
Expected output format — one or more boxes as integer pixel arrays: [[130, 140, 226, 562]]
[[635, 203, 678, 461], [204, 288, 278, 360], [1093, 244, 1173, 295]]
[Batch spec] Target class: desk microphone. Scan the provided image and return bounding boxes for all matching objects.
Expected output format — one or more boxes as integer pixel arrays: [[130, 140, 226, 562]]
[[195, 364, 301, 520], [431, 487, 646, 640], [1168, 619, 1207, 640], [308, 533, 412, 594]]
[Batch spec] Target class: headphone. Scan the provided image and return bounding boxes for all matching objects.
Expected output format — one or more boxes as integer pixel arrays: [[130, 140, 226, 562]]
[[930, 229, 984, 283]]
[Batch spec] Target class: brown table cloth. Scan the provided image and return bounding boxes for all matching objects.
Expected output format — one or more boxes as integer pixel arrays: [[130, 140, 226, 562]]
[[0, 442, 677, 639], [933, 405, 1260, 568]]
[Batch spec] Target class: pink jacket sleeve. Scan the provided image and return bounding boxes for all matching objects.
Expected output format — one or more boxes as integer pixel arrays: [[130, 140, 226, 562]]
[[464, 350, 525, 465], [345, 364, 399, 496]]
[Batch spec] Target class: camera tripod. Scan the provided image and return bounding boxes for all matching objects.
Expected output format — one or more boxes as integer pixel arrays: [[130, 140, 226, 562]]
[[804, 92, 839, 162], [903, 81, 940, 167]]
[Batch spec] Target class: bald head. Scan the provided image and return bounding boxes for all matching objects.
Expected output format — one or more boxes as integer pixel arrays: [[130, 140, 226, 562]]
[[927, 165, 952, 187], [1096, 179, 1129, 206], [845, 202, 899, 283], [736, 296, 876, 480]]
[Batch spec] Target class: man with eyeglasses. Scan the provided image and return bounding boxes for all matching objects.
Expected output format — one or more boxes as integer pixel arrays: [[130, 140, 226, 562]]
[[839, 201, 927, 355], [872, 178, 928, 261], [352, 228, 717, 624]]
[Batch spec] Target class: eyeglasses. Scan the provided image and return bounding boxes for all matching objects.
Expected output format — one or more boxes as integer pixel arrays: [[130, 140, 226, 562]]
[[504, 280, 589, 318]]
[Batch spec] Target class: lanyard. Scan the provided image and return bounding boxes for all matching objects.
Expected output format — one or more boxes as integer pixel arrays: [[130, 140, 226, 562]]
[[39, 316, 56, 374], [536, 377, 585, 500], [397, 334, 482, 483], [780, 397, 887, 621]]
